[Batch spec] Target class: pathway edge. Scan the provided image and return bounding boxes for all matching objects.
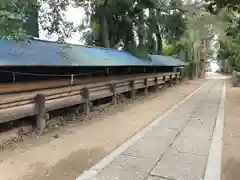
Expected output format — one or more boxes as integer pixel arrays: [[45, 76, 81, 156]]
[[204, 82, 226, 180]]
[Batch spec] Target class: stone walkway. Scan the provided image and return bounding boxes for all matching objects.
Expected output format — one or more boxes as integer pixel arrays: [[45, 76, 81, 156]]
[[78, 79, 224, 180]]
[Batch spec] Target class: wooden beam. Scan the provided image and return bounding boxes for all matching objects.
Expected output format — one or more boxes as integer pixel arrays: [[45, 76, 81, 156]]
[[144, 79, 148, 96], [111, 84, 117, 105], [83, 88, 90, 115], [0, 72, 179, 124], [169, 75, 173, 86], [163, 76, 166, 88], [154, 77, 158, 92], [174, 74, 178, 84], [35, 94, 46, 133], [131, 81, 136, 99]]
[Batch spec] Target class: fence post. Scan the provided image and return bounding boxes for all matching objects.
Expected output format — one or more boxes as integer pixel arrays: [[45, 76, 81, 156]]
[[83, 88, 90, 115], [131, 80, 136, 99], [179, 67, 184, 83], [144, 79, 148, 96], [174, 74, 178, 84], [177, 73, 180, 83], [169, 75, 173, 86], [163, 76, 166, 88], [180, 72, 184, 83], [36, 94, 46, 133], [111, 84, 117, 105], [154, 77, 158, 92]]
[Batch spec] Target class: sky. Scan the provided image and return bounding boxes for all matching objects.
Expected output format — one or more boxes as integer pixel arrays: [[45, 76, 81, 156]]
[[210, 61, 219, 72]]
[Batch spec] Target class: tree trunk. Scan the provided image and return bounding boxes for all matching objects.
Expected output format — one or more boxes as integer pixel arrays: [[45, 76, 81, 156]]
[[194, 48, 198, 78], [156, 25, 162, 54], [137, 12, 145, 48], [23, 1, 39, 37], [124, 22, 135, 50], [99, 9, 110, 48], [148, 9, 157, 54], [138, 31, 144, 48]]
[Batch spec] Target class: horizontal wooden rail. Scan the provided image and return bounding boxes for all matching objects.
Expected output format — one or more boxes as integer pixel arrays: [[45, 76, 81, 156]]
[[0, 72, 181, 125], [0, 72, 176, 105]]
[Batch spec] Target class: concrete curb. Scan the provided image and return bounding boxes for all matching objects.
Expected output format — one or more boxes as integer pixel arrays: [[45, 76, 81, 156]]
[[204, 82, 226, 180], [76, 83, 206, 180]]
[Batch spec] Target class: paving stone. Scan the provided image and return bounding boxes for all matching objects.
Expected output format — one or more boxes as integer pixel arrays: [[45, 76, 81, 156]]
[[173, 134, 211, 156], [169, 107, 195, 118], [180, 125, 213, 140], [144, 126, 179, 143], [156, 97, 205, 131], [157, 118, 189, 130], [151, 148, 206, 180], [188, 118, 215, 132], [124, 128, 178, 159], [94, 155, 156, 180]]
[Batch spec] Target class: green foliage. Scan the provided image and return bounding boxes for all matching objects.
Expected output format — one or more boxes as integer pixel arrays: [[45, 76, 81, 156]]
[[215, 8, 240, 73], [203, 0, 240, 73], [162, 39, 184, 58], [77, 0, 187, 58], [0, 0, 28, 40], [160, 12, 186, 43], [126, 44, 149, 59]]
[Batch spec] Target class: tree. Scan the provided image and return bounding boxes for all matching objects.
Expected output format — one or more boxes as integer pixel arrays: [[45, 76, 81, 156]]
[[217, 11, 240, 72], [23, 0, 39, 37], [39, 0, 76, 42], [205, 0, 240, 73], [78, 0, 187, 60]]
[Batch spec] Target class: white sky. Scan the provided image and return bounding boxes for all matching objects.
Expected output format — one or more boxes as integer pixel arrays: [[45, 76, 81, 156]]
[[65, 6, 85, 44], [210, 61, 219, 72]]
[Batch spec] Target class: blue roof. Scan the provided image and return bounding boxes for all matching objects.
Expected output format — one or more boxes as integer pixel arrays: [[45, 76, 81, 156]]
[[0, 40, 66, 66], [0, 39, 185, 67], [149, 55, 186, 67], [0, 39, 150, 66], [60, 43, 150, 66]]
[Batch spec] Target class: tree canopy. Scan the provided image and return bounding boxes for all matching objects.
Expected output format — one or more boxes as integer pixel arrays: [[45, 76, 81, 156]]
[[1, 0, 240, 75]]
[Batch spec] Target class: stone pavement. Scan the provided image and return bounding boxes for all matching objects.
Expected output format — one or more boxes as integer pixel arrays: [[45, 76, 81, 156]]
[[78, 79, 224, 180]]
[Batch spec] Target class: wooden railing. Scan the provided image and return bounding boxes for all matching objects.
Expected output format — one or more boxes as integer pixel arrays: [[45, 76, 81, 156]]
[[0, 72, 181, 131]]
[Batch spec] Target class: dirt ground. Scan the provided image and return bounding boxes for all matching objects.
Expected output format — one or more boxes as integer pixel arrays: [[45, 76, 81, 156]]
[[222, 81, 240, 180], [0, 79, 204, 180]]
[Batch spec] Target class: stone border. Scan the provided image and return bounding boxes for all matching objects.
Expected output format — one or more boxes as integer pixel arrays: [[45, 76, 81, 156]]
[[76, 82, 206, 180], [204, 82, 226, 180]]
